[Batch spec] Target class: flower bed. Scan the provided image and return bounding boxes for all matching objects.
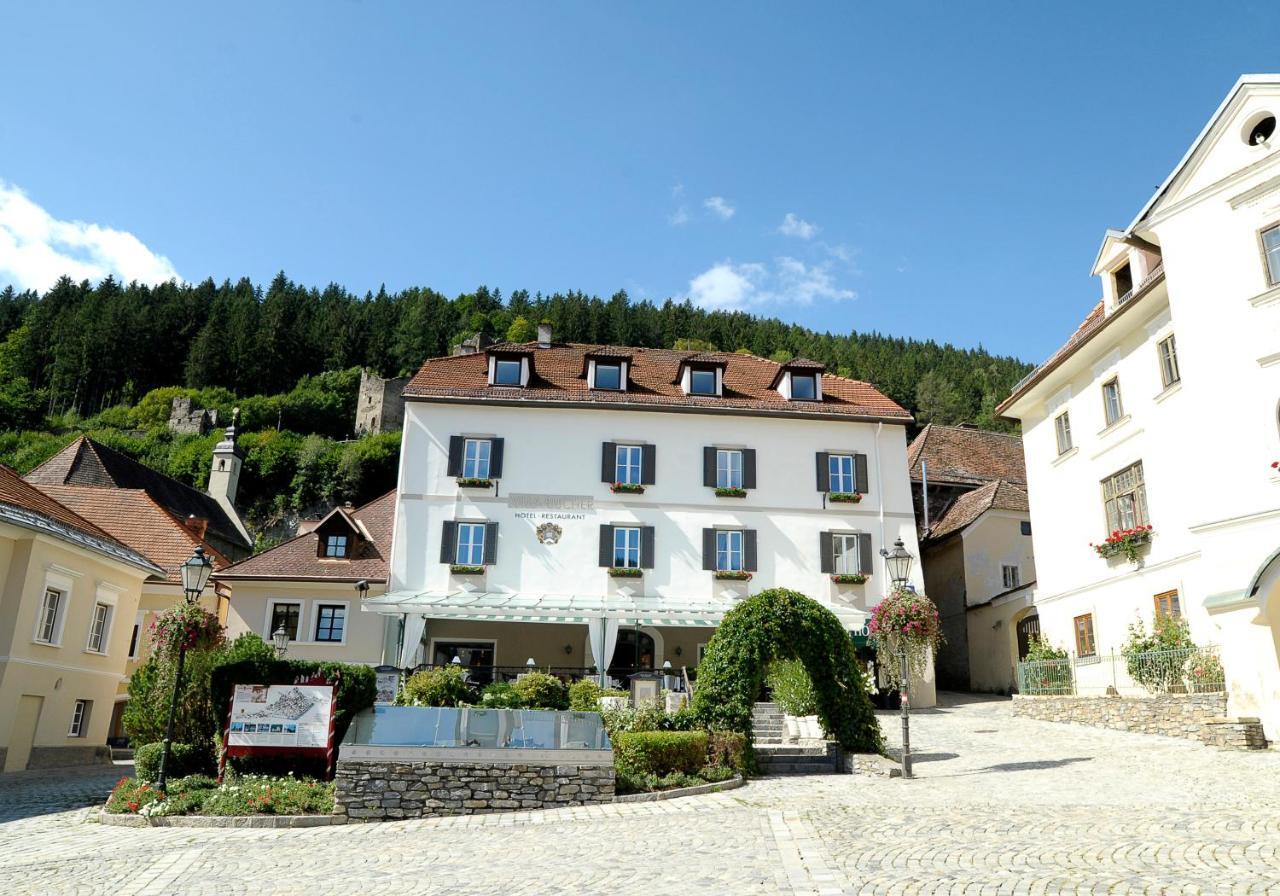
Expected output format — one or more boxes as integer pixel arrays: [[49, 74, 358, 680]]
[[106, 774, 334, 818], [449, 564, 485, 575], [830, 573, 867, 585], [455, 477, 492, 489], [827, 492, 862, 503], [1092, 526, 1152, 563], [713, 570, 752, 581], [608, 567, 643, 578], [714, 486, 747, 498], [610, 482, 645, 494]]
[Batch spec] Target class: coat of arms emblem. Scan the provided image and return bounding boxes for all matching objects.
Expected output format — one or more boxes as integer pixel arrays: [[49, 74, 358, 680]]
[[536, 522, 563, 545]]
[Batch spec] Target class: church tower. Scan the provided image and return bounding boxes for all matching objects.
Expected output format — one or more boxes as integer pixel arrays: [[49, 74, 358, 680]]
[[208, 408, 244, 513]]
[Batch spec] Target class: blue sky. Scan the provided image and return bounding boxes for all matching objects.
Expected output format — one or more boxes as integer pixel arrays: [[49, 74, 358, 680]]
[[1, 3, 1277, 362]]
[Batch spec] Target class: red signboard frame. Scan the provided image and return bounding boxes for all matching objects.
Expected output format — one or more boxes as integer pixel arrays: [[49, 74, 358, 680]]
[[219, 674, 339, 781]]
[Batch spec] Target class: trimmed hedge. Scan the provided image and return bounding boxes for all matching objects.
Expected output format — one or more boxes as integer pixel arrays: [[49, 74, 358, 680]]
[[512, 672, 569, 710], [568, 678, 603, 711], [133, 742, 213, 783], [612, 731, 709, 777], [707, 731, 747, 773], [692, 587, 882, 753], [402, 665, 474, 707]]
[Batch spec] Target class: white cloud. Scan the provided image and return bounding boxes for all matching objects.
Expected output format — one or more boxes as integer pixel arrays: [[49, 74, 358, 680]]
[[688, 257, 853, 310], [0, 180, 180, 292], [703, 196, 735, 220], [777, 212, 818, 239], [669, 205, 689, 226]]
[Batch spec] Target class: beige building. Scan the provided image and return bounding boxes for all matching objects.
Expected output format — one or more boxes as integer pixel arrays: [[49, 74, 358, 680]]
[[909, 424, 1036, 693], [217, 492, 396, 664], [0, 466, 162, 772]]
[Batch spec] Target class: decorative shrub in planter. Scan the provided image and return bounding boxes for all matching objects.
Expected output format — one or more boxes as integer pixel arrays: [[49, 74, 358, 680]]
[[511, 671, 570, 710], [456, 477, 492, 489], [868, 588, 942, 686], [830, 573, 867, 585], [714, 570, 752, 581], [449, 564, 485, 575], [714, 487, 747, 498], [1091, 526, 1153, 563], [401, 664, 475, 707], [613, 731, 709, 777], [828, 492, 862, 503], [611, 482, 645, 494], [609, 567, 643, 578]]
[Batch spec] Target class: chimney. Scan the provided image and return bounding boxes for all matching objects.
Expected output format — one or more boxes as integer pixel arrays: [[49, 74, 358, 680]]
[[184, 515, 209, 541], [537, 321, 553, 348]]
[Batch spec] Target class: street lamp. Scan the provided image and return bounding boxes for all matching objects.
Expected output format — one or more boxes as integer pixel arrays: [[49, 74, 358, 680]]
[[880, 537, 916, 779], [156, 547, 214, 793], [272, 625, 290, 657]]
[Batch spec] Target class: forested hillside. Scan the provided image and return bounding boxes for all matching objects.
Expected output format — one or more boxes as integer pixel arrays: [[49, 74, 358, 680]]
[[0, 272, 1030, 543]]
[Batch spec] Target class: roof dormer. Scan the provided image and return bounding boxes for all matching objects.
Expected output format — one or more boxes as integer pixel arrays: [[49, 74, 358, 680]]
[[486, 343, 534, 387], [676, 354, 726, 397], [771, 358, 826, 401], [583, 349, 631, 391], [1091, 230, 1163, 314], [313, 504, 368, 560]]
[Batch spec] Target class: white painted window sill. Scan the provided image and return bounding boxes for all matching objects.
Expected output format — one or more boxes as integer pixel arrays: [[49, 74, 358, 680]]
[[1248, 283, 1280, 307], [1153, 381, 1182, 404], [1097, 415, 1132, 438], [1051, 447, 1079, 467], [31, 639, 62, 649], [83, 649, 109, 657]]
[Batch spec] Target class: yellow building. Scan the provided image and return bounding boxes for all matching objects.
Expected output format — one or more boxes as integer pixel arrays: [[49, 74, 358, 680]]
[[0, 466, 162, 772]]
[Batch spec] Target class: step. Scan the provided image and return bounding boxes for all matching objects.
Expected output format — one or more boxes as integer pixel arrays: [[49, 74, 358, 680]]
[[758, 761, 840, 775], [754, 744, 833, 757]]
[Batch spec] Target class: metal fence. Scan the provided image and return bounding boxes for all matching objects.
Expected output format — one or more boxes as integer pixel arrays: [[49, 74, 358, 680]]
[[1016, 645, 1224, 697]]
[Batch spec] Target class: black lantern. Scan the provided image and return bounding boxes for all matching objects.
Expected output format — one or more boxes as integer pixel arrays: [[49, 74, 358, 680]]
[[882, 538, 914, 588], [157, 547, 214, 793], [180, 547, 214, 602]]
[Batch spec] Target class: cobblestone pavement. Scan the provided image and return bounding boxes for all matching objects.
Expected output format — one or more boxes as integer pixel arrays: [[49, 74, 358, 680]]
[[1, 695, 1278, 895]]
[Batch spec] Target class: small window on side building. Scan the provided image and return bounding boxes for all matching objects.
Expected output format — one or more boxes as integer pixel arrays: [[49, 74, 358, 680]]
[[1157, 335, 1180, 389], [1074, 614, 1096, 657]]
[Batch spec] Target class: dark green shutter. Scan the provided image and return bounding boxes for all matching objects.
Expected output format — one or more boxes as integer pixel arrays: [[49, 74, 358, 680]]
[[599, 525, 614, 567], [641, 445, 656, 485], [483, 522, 499, 565], [601, 442, 616, 483], [703, 447, 717, 487], [640, 526, 655, 569], [701, 528, 716, 570], [743, 529, 758, 572], [819, 531, 834, 574], [859, 534, 874, 577], [743, 449, 757, 490], [854, 454, 869, 494], [439, 521, 457, 563], [815, 452, 830, 491], [447, 437, 464, 477], [489, 438, 505, 478]]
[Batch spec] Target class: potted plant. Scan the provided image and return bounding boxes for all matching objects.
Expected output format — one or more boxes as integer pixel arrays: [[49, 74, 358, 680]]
[[830, 573, 867, 585], [449, 564, 485, 576], [1091, 526, 1153, 563], [609, 567, 643, 578], [456, 477, 493, 489], [714, 486, 747, 498], [828, 492, 862, 504], [867, 588, 941, 686], [611, 482, 645, 494], [714, 570, 752, 581]]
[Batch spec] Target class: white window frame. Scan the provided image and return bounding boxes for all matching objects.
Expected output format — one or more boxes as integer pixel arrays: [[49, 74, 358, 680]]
[[1102, 378, 1124, 427], [1157, 335, 1180, 389], [35, 588, 64, 646], [613, 526, 641, 569], [85, 601, 111, 654], [1002, 565, 1021, 589], [828, 453, 855, 493], [455, 522, 487, 566], [313, 602, 349, 644], [832, 533, 864, 575], [716, 449, 743, 489], [715, 529, 744, 572], [790, 373, 817, 400], [324, 534, 349, 558], [462, 438, 492, 479], [615, 444, 642, 485], [265, 599, 303, 642], [1054, 411, 1073, 455], [493, 358, 522, 386], [68, 699, 91, 737], [1262, 222, 1280, 287]]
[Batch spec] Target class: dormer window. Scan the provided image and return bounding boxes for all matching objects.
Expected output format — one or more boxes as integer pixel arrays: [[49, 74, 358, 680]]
[[772, 359, 826, 401], [314, 506, 364, 559], [1113, 262, 1134, 304], [493, 358, 522, 386], [790, 374, 817, 400], [325, 535, 349, 558], [594, 362, 623, 390], [689, 369, 717, 395]]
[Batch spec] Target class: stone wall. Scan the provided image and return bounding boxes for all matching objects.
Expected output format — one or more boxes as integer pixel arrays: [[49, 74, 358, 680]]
[[334, 760, 615, 822], [1011, 693, 1228, 743], [25, 745, 114, 770]]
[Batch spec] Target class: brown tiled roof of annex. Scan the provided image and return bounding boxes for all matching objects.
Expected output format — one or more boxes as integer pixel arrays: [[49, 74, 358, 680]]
[[907, 424, 1026, 487], [38, 485, 231, 584], [926, 479, 1029, 540], [214, 490, 396, 582], [0, 465, 121, 545], [404, 343, 911, 421]]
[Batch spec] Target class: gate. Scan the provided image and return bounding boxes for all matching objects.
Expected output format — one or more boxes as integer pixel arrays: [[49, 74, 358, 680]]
[[1016, 613, 1041, 660]]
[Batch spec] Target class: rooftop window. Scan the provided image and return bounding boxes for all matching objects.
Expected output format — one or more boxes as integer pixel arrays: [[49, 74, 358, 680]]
[[493, 358, 522, 386], [689, 368, 717, 395], [594, 362, 622, 390], [790, 373, 817, 400]]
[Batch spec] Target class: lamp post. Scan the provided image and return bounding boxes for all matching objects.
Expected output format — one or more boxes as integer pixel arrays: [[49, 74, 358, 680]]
[[880, 537, 915, 779], [155, 546, 214, 793], [272, 625, 290, 657]]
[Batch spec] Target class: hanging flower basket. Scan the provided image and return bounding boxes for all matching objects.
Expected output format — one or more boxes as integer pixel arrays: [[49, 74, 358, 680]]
[[611, 482, 645, 494], [714, 570, 752, 581], [1091, 526, 1153, 563], [828, 492, 862, 504], [714, 487, 747, 498], [867, 588, 941, 685], [150, 603, 224, 659], [830, 573, 867, 585], [456, 477, 493, 489]]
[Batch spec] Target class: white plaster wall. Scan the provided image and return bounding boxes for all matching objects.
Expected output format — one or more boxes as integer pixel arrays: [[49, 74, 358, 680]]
[[962, 511, 1036, 606]]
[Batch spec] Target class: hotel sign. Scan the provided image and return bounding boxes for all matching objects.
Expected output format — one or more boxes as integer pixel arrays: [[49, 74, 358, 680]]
[[509, 493, 594, 522]]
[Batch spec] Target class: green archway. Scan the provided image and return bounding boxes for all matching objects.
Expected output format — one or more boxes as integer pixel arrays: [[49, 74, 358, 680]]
[[692, 588, 882, 753]]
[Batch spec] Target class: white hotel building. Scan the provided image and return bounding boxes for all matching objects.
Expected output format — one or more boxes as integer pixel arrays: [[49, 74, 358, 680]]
[[999, 75, 1280, 738], [361, 326, 932, 704]]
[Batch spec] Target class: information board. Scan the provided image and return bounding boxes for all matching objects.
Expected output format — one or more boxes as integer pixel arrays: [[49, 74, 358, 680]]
[[227, 683, 334, 749]]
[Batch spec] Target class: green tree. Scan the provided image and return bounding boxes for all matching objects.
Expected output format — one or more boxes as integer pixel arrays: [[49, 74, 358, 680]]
[[505, 315, 536, 343]]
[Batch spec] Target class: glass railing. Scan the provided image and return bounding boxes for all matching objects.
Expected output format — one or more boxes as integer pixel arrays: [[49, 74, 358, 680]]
[[342, 706, 612, 751]]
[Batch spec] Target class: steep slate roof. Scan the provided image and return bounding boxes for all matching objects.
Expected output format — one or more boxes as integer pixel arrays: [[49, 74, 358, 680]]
[[926, 479, 1030, 540], [0, 465, 160, 573], [907, 424, 1027, 487], [26, 437, 252, 552], [215, 490, 396, 582], [405, 343, 911, 421], [38, 485, 231, 584]]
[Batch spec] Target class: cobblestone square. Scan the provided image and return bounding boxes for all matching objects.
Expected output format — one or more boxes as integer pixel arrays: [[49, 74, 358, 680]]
[[1, 694, 1277, 895]]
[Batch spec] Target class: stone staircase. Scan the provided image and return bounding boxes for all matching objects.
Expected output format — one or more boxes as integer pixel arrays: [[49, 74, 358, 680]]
[[751, 702, 842, 776]]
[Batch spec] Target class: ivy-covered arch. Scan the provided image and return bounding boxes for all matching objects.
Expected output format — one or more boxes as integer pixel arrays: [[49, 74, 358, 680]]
[[692, 587, 882, 753]]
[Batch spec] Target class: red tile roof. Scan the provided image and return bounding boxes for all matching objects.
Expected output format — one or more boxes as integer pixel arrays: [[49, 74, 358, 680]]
[[926, 479, 1030, 540], [215, 490, 396, 582], [907, 424, 1026, 487], [405, 344, 911, 421], [39, 485, 231, 584]]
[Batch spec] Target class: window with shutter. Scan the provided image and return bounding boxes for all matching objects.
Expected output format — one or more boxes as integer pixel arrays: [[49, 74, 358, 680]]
[[716, 449, 743, 489], [715, 530, 743, 572], [455, 523, 486, 565], [828, 454, 855, 493], [462, 438, 491, 479], [831, 533, 863, 575]]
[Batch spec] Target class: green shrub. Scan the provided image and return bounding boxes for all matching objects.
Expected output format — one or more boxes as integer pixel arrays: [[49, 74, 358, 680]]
[[568, 678, 602, 711], [511, 672, 569, 710], [707, 731, 747, 772], [613, 731, 709, 777], [133, 742, 212, 783], [1024, 635, 1069, 662], [402, 665, 475, 707], [601, 701, 670, 737], [766, 659, 818, 717], [479, 681, 526, 709]]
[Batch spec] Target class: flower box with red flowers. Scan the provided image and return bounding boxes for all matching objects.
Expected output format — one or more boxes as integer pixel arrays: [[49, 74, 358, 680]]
[[449, 564, 486, 576], [608, 567, 643, 578], [830, 573, 868, 585], [610, 482, 645, 494], [456, 477, 493, 489], [1091, 526, 1153, 563], [828, 492, 862, 504], [714, 570, 752, 581]]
